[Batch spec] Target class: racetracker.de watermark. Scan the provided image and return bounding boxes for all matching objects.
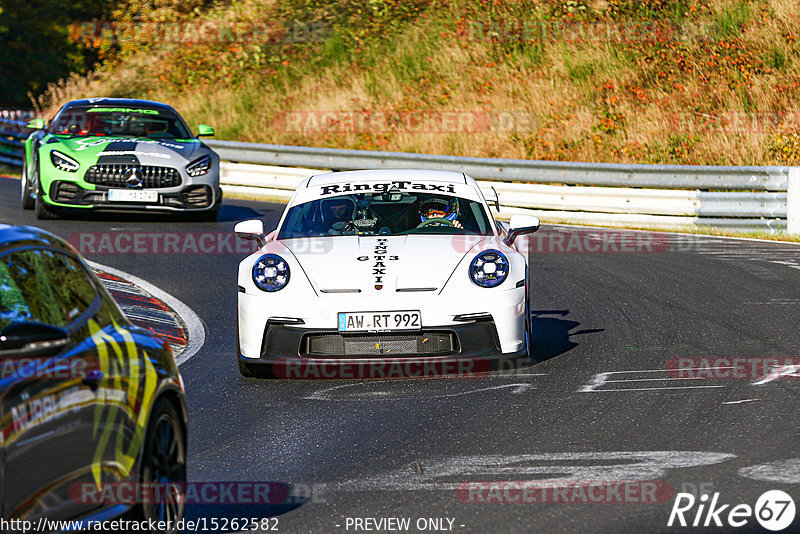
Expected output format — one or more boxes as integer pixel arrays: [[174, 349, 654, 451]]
[[0, 356, 98, 381], [451, 230, 672, 254], [71, 20, 328, 44], [275, 110, 520, 134], [270, 357, 523, 379], [70, 232, 267, 255], [459, 20, 746, 44], [70, 481, 326, 505], [456, 481, 674, 504], [666, 357, 800, 381], [67, 230, 676, 255]]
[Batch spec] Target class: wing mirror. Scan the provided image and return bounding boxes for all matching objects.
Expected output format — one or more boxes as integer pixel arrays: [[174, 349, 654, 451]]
[[504, 214, 540, 246], [197, 124, 215, 137], [26, 118, 45, 130], [235, 219, 266, 247], [0, 322, 69, 356]]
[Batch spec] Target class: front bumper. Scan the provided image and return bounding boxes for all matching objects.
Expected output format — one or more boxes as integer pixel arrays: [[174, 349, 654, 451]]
[[238, 321, 526, 378], [42, 179, 222, 212], [262, 320, 507, 358], [238, 284, 527, 358]]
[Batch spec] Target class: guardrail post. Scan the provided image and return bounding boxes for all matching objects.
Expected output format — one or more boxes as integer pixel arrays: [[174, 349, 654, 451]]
[[788, 167, 800, 235]]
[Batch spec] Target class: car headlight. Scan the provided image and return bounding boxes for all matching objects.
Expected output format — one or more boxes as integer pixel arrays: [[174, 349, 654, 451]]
[[50, 150, 79, 172], [186, 154, 212, 177], [469, 250, 508, 288], [252, 254, 290, 292]]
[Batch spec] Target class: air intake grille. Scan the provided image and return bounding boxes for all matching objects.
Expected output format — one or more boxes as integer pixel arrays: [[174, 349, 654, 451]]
[[85, 165, 181, 188], [51, 181, 83, 203], [184, 185, 212, 207], [304, 332, 455, 357]]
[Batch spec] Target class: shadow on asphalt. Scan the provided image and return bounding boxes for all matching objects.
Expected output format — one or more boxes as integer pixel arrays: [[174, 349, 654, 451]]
[[531, 309, 603, 363], [40, 203, 266, 224], [215, 204, 265, 222], [180, 481, 310, 529], [183, 501, 306, 527]]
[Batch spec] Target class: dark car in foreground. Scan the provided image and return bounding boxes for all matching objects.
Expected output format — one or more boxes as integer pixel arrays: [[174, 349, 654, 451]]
[[22, 98, 221, 221], [0, 224, 187, 532]]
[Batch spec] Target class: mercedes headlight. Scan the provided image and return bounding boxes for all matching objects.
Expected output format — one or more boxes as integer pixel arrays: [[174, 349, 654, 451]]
[[51, 150, 79, 172], [186, 154, 212, 177], [252, 254, 290, 292], [469, 250, 508, 288]]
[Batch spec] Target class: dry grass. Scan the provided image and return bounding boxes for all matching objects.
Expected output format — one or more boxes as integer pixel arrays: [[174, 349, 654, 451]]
[[31, 0, 800, 165]]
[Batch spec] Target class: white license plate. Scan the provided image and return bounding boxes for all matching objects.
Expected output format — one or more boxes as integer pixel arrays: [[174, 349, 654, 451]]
[[338, 311, 421, 332], [107, 189, 159, 203]]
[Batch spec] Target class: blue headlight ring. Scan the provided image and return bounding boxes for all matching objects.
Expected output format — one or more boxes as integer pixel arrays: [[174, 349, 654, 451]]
[[252, 253, 291, 292], [469, 249, 509, 288]]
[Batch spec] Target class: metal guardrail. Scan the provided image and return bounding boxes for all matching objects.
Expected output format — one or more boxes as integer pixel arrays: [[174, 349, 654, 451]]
[[0, 110, 34, 121], [206, 140, 791, 191], [208, 141, 799, 233], [218, 162, 796, 233], [3, 127, 797, 232], [0, 117, 28, 167]]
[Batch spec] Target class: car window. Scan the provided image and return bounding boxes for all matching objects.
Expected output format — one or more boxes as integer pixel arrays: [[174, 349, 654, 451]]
[[50, 105, 192, 139], [278, 192, 494, 239], [0, 248, 98, 331]]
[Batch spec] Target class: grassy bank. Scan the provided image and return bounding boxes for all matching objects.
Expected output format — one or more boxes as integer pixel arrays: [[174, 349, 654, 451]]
[[31, 0, 800, 166]]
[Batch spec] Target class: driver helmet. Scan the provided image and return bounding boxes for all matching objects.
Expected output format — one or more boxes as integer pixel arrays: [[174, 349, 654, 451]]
[[320, 196, 356, 224], [420, 196, 458, 223]]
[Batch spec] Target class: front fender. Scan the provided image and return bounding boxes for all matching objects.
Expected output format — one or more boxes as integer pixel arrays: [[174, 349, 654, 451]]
[[24, 131, 39, 171]]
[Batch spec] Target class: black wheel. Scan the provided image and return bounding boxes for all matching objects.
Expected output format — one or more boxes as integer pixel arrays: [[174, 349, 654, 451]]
[[34, 180, 59, 220], [239, 360, 276, 379], [20, 161, 34, 209], [131, 397, 186, 533], [238, 356, 255, 377], [236, 330, 260, 378], [34, 170, 58, 220], [524, 315, 532, 360], [524, 265, 533, 360]]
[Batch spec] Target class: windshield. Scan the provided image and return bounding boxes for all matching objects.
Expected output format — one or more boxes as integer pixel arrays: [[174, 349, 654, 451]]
[[49, 105, 192, 139], [278, 191, 494, 239]]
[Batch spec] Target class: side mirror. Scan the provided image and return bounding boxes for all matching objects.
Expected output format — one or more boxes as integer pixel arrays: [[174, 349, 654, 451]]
[[0, 322, 69, 356], [197, 124, 215, 137], [504, 214, 540, 245], [235, 219, 266, 247], [26, 118, 45, 130]]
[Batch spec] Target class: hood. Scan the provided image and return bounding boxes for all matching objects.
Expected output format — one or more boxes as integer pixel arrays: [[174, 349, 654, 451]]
[[47, 135, 206, 166], [283, 235, 492, 294]]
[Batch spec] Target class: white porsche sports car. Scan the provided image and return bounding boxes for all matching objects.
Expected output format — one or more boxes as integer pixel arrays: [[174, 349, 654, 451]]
[[234, 169, 540, 378]]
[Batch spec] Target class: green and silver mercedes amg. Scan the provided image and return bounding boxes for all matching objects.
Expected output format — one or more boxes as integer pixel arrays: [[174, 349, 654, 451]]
[[22, 98, 221, 221]]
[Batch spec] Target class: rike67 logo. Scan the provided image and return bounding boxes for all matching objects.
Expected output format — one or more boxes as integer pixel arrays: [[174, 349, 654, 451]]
[[668, 490, 796, 531]]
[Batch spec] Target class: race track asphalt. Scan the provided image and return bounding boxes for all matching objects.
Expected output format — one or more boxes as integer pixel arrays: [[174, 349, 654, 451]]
[[2, 175, 799, 533]]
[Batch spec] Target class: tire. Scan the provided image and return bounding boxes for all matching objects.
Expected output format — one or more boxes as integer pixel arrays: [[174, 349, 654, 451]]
[[236, 329, 257, 378], [238, 356, 255, 377], [524, 317, 532, 360], [35, 180, 60, 220], [130, 397, 186, 533], [239, 359, 276, 379], [524, 265, 533, 360], [20, 161, 34, 209]]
